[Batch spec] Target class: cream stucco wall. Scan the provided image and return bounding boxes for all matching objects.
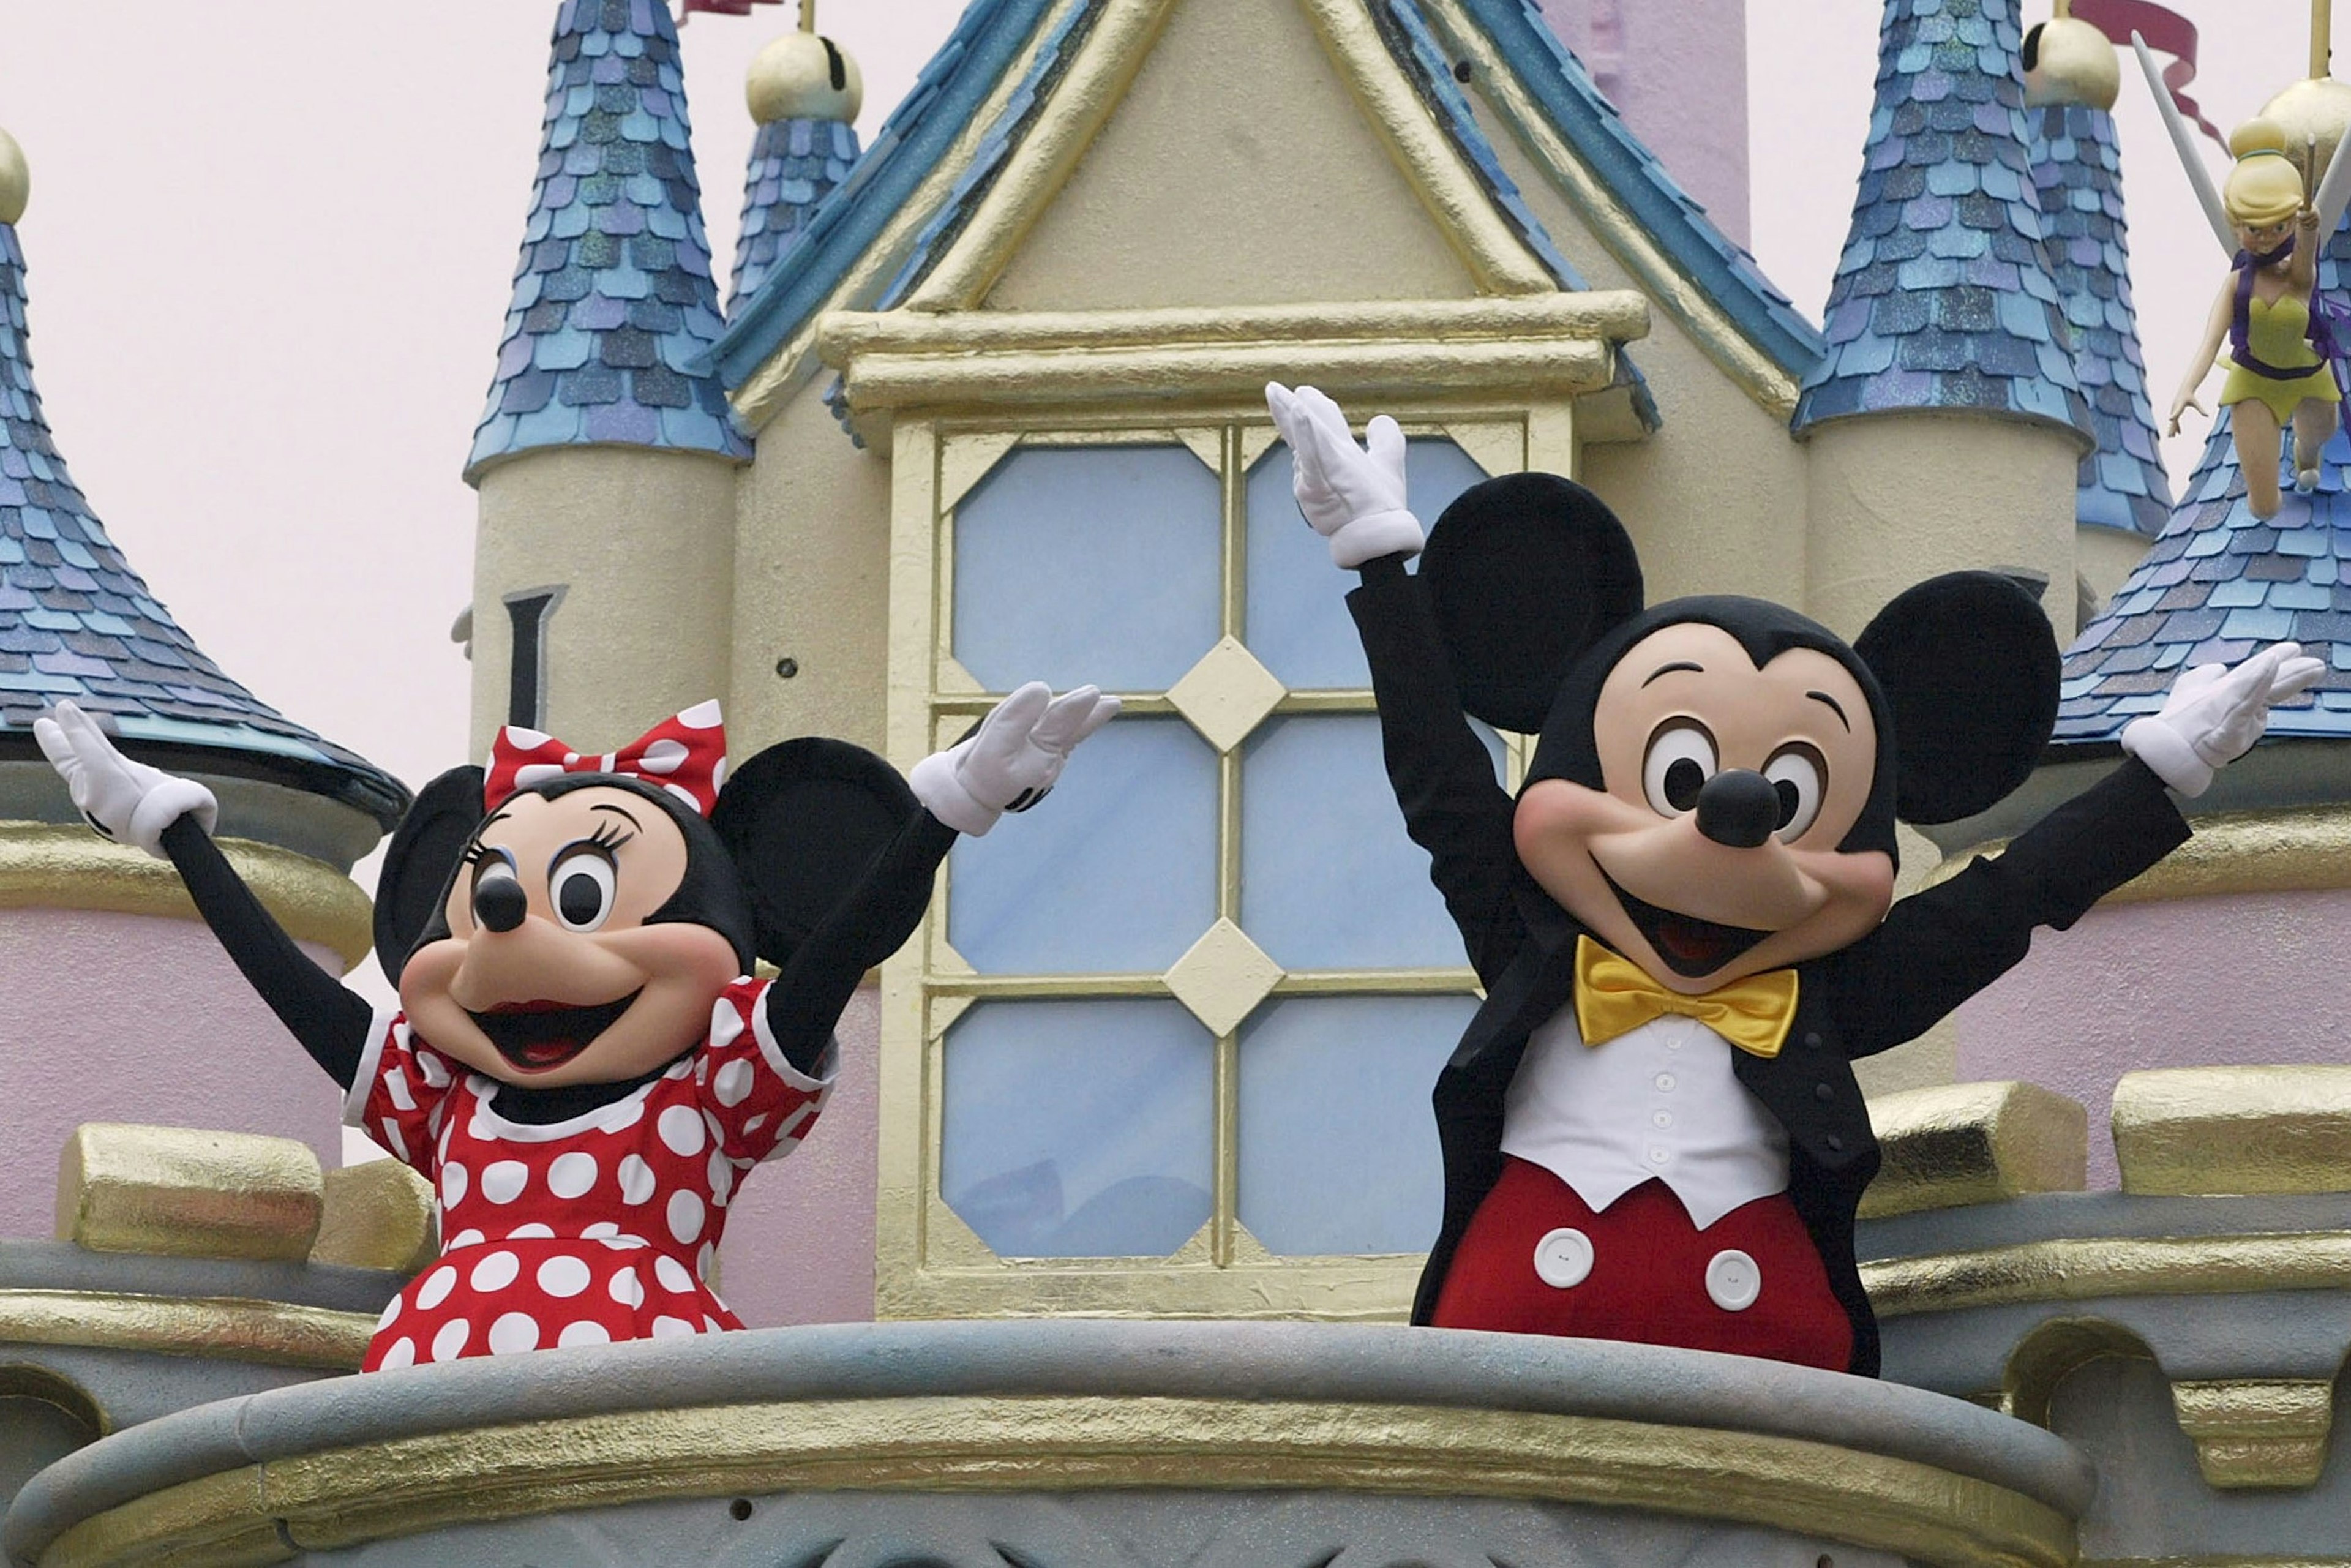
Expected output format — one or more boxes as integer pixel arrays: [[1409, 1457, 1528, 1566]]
[[984, 0, 1482, 312], [2077, 520, 2153, 614], [470, 446, 741, 759]]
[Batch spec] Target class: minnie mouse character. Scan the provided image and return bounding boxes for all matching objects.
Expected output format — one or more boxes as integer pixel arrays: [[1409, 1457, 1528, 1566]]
[[1267, 382, 2321, 1376], [36, 686, 1115, 1368]]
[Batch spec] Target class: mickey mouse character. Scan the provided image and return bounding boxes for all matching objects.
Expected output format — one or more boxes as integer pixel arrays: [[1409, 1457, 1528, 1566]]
[[36, 686, 1114, 1368], [1267, 382, 2321, 1375]]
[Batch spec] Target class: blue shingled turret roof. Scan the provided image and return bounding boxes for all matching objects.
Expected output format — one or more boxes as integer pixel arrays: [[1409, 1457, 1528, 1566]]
[[468, 0, 749, 482], [1793, 0, 2093, 442], [2030, 103, 2169, 535], [2057, 216, 2351, 743], [730, 116, 861, 309], [0, 219, 407, 828]]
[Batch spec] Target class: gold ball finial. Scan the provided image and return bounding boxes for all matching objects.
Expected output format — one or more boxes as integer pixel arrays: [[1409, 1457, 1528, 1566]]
[[0, 127, 28, 227], [746, 26, 863, 126], [2022, 16, 2120, 111], [2257, 75, 2351, 178]]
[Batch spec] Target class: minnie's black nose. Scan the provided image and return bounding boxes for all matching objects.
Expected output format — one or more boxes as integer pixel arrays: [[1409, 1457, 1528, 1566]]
[[474, 875, 528, 933], [1695, 769, 1780, 849]]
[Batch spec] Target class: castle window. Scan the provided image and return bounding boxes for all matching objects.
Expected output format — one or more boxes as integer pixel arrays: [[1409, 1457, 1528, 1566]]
[[502, 587, 566, 729]]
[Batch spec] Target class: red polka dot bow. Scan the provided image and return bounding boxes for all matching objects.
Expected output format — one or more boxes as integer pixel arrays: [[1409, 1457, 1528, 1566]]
[[483, 702, 729, 816]]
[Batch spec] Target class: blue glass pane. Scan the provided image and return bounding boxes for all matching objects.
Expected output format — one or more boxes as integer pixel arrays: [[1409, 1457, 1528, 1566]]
[[1243, 438, 1490, 689], [1237, 996, 1473, 1255], [950, 718, 1217, 973], [954, 445, 1221, 690], [1239, 714, 1502, 970], [943, 999, 1215, 1258]]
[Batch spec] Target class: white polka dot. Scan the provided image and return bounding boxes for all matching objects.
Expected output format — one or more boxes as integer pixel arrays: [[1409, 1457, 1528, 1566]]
[[650, 1315, 697, 1339], [662, 782, 702, 812], [379, 1120, 409, 1162], [448, 1229, 486, 1250], [504, 725, 552, 749], [675, 700, 721, 730], [548, 1151, 599, 1199], [539, 1256, 592, 1297], [508, 1223, 555, 1239], [709, 1007, 746, 1052], [514, 762, 565, 789], [487, 1312, 541, 1355], [385, 1072, 416, 1112], [418, 1052, 451, 1089], [376, 1295, 402, 1330], [744, 1115, 768, 1135], [667, 1190, 705, 1244], [557, 1320, 611, 1348], [441, 1163, 469, 1207], [704, 1315, 724, 1333], [482, 1161, 529, 1204], [582, 1221, 621, 1239], [703, 1109, 726, 1145], [431, 1319, 471, 1361], [599, 1097, 645, 1133], [417, 1266, 457, 1310], [707, 1150, 735, 1203], [710, 1057, 754, 1106], [599, 1234, 647, 1250], [697, 1242, 716, 1279], [470, 1251, 520, 1292], [637, 738, 688, 774], [664, 1059, 694, 1081], [619, 1155, 656, 1204], [609, 1267, 645, 1308], [377, 1337, 416, 1370], [658, 1106, 706, 1157], [653, 1254, 694, 1294]]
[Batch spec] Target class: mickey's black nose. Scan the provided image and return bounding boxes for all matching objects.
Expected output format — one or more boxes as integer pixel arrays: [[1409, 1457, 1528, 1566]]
[[474, 875, 528, 933], [1695, 769, 1780, 849]]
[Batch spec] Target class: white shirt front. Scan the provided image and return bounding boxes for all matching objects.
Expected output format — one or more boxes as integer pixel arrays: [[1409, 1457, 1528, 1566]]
[[1499, 1001, 1790, 1231]]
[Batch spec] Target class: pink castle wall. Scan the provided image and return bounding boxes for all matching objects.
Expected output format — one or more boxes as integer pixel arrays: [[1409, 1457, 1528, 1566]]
[[1537, 0, 1752, 246], [0, 908, 347, 1239], [1953, 887, 2351, 1188]]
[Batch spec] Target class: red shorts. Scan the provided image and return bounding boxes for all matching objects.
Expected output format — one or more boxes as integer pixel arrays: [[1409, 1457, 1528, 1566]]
[[1430, 1157, 1853, 1372]]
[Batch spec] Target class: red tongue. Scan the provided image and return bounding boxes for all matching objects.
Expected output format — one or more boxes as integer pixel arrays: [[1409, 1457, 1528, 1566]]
[[519, 1038, 580, 1067], [1656, 916, 1725, 967]]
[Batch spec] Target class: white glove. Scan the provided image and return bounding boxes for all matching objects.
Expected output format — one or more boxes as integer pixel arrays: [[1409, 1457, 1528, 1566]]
[[1264, 381, 1425, 568], [2120, 642, 2326, 797], [32, 700, 218, 857], [910, 681, 1120, 836]]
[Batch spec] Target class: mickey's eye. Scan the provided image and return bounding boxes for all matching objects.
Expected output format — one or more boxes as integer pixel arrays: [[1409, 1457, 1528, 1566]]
[[548, 846, 618, 932], [1764, 744, 1827, 842], [1641, 720, 1718, 817]]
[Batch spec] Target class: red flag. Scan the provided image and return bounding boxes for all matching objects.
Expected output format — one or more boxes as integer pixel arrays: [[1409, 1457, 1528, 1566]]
[[2069, 0, 2225, 148]]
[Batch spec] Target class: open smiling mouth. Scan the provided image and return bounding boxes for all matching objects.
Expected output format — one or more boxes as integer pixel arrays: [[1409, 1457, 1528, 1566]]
[[1601, 873, 1774, 980], [467, 992, 640, 1073]]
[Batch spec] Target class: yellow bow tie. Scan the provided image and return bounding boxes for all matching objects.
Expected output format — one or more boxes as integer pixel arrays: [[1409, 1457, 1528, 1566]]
[[1572, 935, 1799, 1059]]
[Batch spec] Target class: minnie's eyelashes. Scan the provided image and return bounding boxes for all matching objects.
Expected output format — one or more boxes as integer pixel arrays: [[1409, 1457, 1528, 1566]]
[[586, 820, 635, 853]]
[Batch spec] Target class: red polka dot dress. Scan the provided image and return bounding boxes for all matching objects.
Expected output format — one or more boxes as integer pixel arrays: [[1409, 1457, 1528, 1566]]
[[346, 978, 826, 1370]]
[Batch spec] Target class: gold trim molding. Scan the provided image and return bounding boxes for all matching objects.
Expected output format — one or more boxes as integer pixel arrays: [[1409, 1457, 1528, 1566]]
[[1860, 1081, 2087, 1220], [0, 824, 373, 971], [2169, 1378, 2336, 1490], [0, 1289, 372, 1371], [2112, 1065, 2351, 1196], [1930, 805, 2351, 907], [1862, 1232, 2351, 1318], [58, 1124, 324, 1264], [37, 1395, 2075, 1568]]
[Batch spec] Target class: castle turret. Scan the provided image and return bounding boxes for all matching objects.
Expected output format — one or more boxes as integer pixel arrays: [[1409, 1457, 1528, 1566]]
[[465, 0, 749, 757], [0, 124, 405, 1236], [1793, 0, 2094, 643], [2022, 7, 2169, 616], [731, 4, 864, 308]]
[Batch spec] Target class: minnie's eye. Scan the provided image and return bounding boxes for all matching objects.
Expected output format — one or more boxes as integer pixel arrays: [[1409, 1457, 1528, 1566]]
[[548, 847, 617, 932], [1764, 745, 1827, 842], [1641, 721, 1718, 817]]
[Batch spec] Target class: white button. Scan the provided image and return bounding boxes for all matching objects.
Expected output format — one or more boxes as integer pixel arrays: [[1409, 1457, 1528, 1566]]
[[1651, 1110, 1673, 1128], [1706, 1249, 1761, 1312], [1532, 1227, 1594, 1289], [1654, 1072, 1677, 1092], [1646, 1147, 1671, 1165], [1665, 1037, 1681, 1049]]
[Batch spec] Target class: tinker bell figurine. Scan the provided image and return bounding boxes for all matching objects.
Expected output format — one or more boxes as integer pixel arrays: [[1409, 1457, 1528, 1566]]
[[2140, 36, 2351, 519]]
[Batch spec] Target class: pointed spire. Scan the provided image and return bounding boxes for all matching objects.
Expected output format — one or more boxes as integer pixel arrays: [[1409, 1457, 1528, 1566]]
[[731, 10, 864, 309], [1793, 0, 2093, 442], [467, 0, 750, 484], [0, 131, 402, 826]]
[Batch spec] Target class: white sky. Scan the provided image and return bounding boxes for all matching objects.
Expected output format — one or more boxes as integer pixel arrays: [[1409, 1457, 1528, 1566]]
[[0, 0, 2319, 1026]]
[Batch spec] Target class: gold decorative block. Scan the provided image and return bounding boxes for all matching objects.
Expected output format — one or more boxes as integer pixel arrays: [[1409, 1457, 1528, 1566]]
[[1166, 637, 1286, 753], [2169, 1378, 2337, 1489], [2113, 1066, 2351, 1196], [309, 1161, 438, 1275], [1859, 1081, 2087, 1220], [1163, 919, 1283, 1036], [58, 1124, 323, 1264]]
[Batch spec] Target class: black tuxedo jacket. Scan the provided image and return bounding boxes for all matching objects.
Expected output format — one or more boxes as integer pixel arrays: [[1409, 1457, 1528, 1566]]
[[1348, 563, 2191, 1375]]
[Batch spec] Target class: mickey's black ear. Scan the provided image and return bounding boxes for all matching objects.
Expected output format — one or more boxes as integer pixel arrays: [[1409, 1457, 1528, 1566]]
[[1415, 473, 1644, 732], [710, 737, 920, 969], [1854, 572, 2059, 825], [373, 767, 486, 985]]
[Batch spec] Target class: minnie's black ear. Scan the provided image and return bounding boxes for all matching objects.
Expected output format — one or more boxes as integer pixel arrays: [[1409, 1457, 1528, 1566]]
[[1854, 572, 2059, 825], [1416, 473, 1644, 732], [710, 737, 920, 969], [373, 767, 487, 984]]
